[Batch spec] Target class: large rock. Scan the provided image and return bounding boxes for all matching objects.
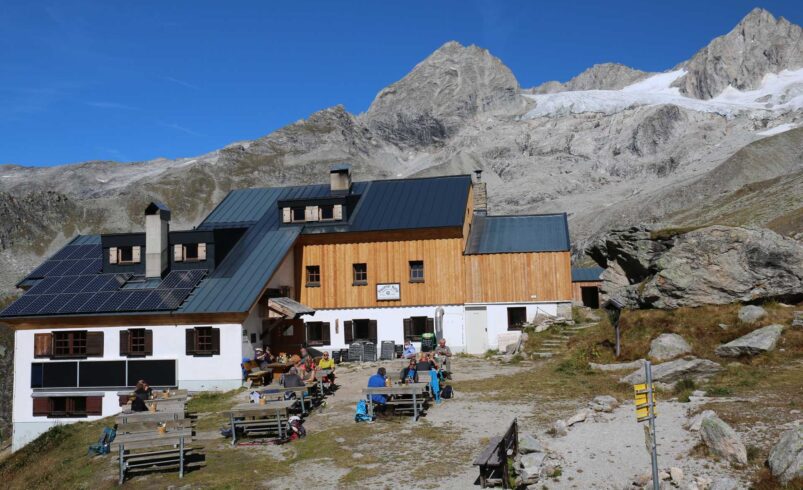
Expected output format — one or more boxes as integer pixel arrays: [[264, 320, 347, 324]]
[[589, 225, 803, 309], [715, 324, 784, 357], [686, 409, 717, 432], [738, 305, 766, 323], [700, 415, 748, 466], [589, 359, 645, 372], [649, 333, 692, 361], [709, 477, 740, 490], [620, 357, 722, 385], [588, 395, 619, 413], [519, 433, 543, 454], [767, 426, 803, 484]]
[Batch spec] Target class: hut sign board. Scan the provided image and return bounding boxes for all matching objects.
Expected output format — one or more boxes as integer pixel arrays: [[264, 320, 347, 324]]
[[376, 283, 400, 301]]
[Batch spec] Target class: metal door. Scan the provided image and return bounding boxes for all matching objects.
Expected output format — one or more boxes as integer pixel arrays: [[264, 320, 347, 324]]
[[464, 306, 488, 354]]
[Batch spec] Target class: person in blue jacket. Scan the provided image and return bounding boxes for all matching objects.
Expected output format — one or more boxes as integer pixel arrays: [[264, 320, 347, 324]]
[[367, 367, 388, 414]]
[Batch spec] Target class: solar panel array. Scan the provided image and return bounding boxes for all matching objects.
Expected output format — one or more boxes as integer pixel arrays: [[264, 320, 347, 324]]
[[26, 244, 103, 280], [1, 268, 206, 317]]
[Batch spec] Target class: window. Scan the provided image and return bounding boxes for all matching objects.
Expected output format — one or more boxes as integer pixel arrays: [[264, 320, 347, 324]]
[[109, 246, 141, 264], [403, 316, 434, 341], [174, 243, 206, 262], [186, 327, 220, 356], [292, 207, 306, 222], [306, 321, 331, 346], [507, 307, 527, 330], [344, 319, 377, 344], [184, 243, 199, 260], [120, 328, 152, 356], [320, 205, 335, 220], [353, 263, 367, 285], [53, 331, 87, 357], [306, 265, 321, 287], [409, 260, 424, 283], [33, 396, 102, 418]]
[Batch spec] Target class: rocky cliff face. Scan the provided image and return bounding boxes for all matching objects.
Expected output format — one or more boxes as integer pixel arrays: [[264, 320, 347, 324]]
[[529, 63, 651, 94], [673, 8, 803, 99]]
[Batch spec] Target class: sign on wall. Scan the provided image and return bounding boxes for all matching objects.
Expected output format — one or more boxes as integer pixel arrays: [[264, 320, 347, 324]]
[[376, 283, 401, 301]]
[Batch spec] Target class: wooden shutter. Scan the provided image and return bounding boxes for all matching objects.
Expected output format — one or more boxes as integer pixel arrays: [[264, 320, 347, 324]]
[[174, 244, 184, 262], [185, 329, 196, 355], [211, 328, 221, 355], [144, 330, 153, 355], [86, 396, 103, 416], [344, 321, 353, 344], [321, 322, 331, 345], [33, 333, 53, 358], [426, 317, 435, 334], [333, 204, 343, 220], [368, 320, 378, 344], [86, 332, 104, 356], [282, 207, 291, 223], [197, 243, 207, 261], [119, 330, 130, 356], [32, 397, 50, 417], [131, 246, 141, 263], [403, 318, 413, 340], [109, 247, 118, 264]]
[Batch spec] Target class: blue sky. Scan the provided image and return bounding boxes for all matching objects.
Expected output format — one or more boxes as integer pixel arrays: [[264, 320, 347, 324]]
[[1, 1, 801, 167]]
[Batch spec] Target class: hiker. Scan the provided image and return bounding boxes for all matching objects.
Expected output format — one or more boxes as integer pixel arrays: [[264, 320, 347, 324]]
[[318, 351, 336, 385], [283, 367, 305, 388], [400, 358, 418, 384], [434, 338, 452, 376], [416, 352, 436, 372], [255, 346, 273, 370], [403, 340, 416, 359], [367, 367, 389, 414], [134, 380, 152, 401]]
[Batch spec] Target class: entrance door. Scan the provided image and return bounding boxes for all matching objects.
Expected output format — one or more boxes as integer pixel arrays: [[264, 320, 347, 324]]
[[465, 306, 488, 354], [581, 286, 600, 309]]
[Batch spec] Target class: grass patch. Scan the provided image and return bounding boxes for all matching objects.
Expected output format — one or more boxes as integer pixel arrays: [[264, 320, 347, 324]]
[[705, 386, 733, 397], [648, 226, 703, 240], [673, 379, 696, 403]]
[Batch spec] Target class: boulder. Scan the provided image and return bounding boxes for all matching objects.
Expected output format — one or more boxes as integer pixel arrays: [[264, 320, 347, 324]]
[[551, 419, 567, 437], [588, 225, 803, 309], [566, 409, 590, 426], [588, 395, 619, 412], [715, 324, 784, 357], [519, 433, 543, 454], [709, 477, 739, 490], [669, 466, 684, 483], [738, 305, 767, 323], [700, 415, 748, 466], [649, 333, 692, 361], [686, 410, 717, 431], [620, 357, 722, 385], [589, 359, 645, 372], [767, 426, 802, 484]]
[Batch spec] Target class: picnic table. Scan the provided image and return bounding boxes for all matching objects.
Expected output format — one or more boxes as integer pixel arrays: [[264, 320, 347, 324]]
[[362, 383, 427, 421], [263, 362, 292, 382], [117, 410, 185, 424], [246, 369, 271, 386], [227, 400, 295, 445], [121, 397, 186, 414], [113, 424, 193, 484], [260, 382, 318, 414]]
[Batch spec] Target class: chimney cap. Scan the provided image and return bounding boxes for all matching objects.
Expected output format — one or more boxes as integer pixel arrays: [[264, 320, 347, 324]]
[[145, 201, 171, 220], [330, 163, 352, 174], [473, 169, 483, 182]]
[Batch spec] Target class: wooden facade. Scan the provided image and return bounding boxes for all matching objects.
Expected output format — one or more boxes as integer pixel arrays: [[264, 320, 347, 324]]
[[572, 280, 601, 308], [464, 251, 572, 304]]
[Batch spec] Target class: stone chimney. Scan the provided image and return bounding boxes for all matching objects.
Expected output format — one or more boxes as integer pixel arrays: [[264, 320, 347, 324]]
[[144, 202, 170, 278], [473, 170, 488, 216], [330, 163, 352, 194]]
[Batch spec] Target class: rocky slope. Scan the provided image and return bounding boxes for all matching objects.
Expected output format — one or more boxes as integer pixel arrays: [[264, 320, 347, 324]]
[[0, 8, 802, 296]]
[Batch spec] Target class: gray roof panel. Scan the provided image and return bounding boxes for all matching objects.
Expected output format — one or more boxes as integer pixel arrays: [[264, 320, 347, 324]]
[[465, 214, 571, 254], [572, 266, 604, 282]]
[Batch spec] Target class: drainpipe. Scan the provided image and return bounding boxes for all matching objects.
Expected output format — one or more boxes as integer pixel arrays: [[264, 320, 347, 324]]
[[435, 306, 445, 340]]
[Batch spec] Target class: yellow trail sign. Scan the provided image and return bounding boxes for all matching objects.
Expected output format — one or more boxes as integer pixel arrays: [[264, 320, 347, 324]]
[[633, 383, 658, 422]]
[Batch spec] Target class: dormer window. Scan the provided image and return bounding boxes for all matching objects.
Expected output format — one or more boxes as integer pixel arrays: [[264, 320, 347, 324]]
[[174, 243, 207, 262], [320, 205, 334, 221], [109, 246, 141, 265], [292, 207, 305, 222]]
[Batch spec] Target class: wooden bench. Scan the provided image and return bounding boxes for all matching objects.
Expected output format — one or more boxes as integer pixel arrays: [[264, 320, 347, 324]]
[[113, 426, 194, 484], [363, 384, 427, 421], [227, 401, 294, 445], [473, 418, 518, 488], [117, 411, 184, 424]]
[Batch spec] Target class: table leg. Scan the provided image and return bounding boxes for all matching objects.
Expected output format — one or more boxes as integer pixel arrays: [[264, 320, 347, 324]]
[[368, 395, 374, 418], [230, 412, 236, 446], [300, 392, 307, 414], [413, 392, 418, 421], [119, 443, 125, 485], [179, 436, 185, 479], [276, 413, 282, 439]]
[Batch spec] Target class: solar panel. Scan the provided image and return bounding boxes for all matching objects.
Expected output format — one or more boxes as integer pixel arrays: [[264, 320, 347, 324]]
[[58, 293, 95, 313], [0, 296, 37, 316], [80, 275, 112, 293], [27, 260, 59, 279], [41, 276, 81, 295], [118, 290, 152, 311], [64, 259, 92, 276], [157, 271, 183, 289], [65, 244, 97, 260], [80, 259, 102, 275], [161, 288, 192, 309], [37, 294, 73, 315], [98, 291, 131, 312], [177, 270, 206, 288], [25, 277, 62, 295], [51, 246, 79, 261], [48, 261, 74, 276], [76, 292, 115, 313], [139, 290, 169, 310], [19, 294, 58, 315]]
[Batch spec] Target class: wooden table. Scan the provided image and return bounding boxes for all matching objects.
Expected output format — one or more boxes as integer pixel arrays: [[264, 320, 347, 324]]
[[246, 370, 270, 386], [363, 384, 427, 421], [228, 401, 295, 445], [264, 362, 292, 382], [261, 385, 313, 413], [113, 427, 193, 483], [117, 411, 184, 424]]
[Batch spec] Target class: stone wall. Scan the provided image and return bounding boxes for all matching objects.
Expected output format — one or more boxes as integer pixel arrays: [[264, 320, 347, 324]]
[[0, 325, 13, 444]]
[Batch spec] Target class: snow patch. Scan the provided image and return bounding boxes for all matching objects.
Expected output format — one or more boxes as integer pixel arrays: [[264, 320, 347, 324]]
[[756, 123, 799, 136], [523, 68, 803, 119]]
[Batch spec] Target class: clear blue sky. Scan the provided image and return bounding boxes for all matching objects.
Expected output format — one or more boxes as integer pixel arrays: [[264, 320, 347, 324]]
[[1, 1, 801, 167]]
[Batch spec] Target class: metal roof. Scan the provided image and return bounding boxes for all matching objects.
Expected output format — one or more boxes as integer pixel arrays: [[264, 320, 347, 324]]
[[464, 214, 571, 254], [572, 266, 604, 282]]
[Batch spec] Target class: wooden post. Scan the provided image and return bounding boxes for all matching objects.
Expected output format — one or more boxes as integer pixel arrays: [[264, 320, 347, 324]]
[[118, 443, 125, 485]]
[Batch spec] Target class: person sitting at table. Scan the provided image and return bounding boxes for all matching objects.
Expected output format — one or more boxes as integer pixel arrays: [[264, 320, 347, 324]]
[[299, 347, 311, 364], [318, 351, 336, 385], [434, 338, 453, 377], [400, 358, 418, 384], [134, 380, 152, 401], [283, 367, 305, 388], [255, 346, 273, 370], [367, 367, 389, 415], [403, 340, 416, 359], [416, 353, 435, 373]]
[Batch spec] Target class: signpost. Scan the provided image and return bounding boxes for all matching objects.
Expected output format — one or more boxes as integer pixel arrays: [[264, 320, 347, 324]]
[[634, 361, 659, 490], [603, 298, 624, 357]]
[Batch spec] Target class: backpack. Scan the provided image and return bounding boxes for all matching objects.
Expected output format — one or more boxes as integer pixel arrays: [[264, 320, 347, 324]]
[[441, 385, 454, 399], [429, 369, 441, 404], [87, 427, 116, 456], [354, 399, 372, 422], [288, 417, 306, 440]]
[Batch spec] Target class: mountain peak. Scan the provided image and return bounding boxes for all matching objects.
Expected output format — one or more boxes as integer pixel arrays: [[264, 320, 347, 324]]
[[673, 8, 803, 99], [529, 62, 651, 94]]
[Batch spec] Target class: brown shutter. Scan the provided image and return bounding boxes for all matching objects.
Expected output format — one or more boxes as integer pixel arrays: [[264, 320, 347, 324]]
[[211, 328, 221, 355], [32, 397, 50, 417], [403, 318, 413, 340], [174, 244, 183, 262], [86, 396, 103, 416], [321, 322, 331, 345], [426, 317, 434, 334], [144, 330, 153, 355], [86, 332, 104, 356], [344, 321, 353, 344], [131, 246, 141, 263], [34, 333, 53, 358], [197, 243, 207, 261], [185, 329, 196, 355], [109, 247, 118, 264], [368, 320, 378, 345], [119, 330, 130, 356]]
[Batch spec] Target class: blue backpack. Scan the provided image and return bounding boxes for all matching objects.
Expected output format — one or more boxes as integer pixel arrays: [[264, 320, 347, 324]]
[[355, 399, 372, 422], [429, 369, 441, 404], [88, 427, 116, 455]]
